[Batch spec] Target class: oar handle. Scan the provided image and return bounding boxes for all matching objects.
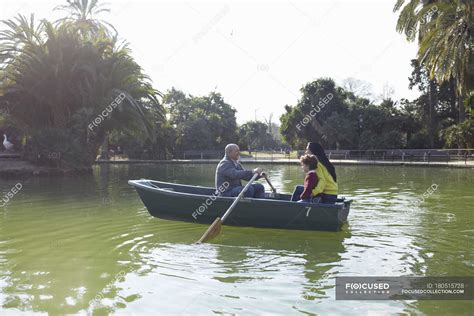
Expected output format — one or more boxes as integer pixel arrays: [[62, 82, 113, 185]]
[[263, 173, 277, 193], [221, 173, 259, 223]]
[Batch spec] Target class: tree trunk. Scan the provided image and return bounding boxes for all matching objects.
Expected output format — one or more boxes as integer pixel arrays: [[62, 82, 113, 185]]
[[427, 80, 437, 148], [97, 132, 110, 161], [458, 93, 466, 122], [450, 78, 457, 115], [96, 132, 109, 161]]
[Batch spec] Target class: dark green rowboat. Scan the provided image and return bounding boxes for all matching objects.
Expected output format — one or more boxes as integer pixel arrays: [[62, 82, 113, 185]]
[[128, 179, 352, 231]]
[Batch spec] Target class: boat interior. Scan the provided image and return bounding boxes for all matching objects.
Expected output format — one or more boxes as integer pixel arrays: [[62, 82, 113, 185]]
[[143, 179, 291, 200], [137, 180, 347, 204]]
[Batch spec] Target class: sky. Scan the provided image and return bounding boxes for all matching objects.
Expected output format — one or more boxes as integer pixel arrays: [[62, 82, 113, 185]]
[[1, 0, 420, 123]]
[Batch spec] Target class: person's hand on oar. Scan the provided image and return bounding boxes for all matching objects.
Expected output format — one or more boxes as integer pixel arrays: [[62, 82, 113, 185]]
[[196, 172, 260, 244]]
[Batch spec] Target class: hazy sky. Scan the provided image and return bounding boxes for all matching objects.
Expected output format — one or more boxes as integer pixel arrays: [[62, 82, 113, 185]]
[[1, 0, 420, 123]]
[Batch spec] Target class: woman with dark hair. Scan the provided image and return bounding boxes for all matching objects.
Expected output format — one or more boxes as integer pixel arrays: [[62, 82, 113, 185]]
[[306, 142, 338, 204]]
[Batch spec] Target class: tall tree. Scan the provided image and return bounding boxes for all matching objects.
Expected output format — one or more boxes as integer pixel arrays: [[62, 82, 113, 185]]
[[280, 79, 352, 149], [394, 0, 473, 123], [238, 121, 276, 151], [280, 78, 416, 150], [54, 0, 117, 37], [163, 88, 238, 150]]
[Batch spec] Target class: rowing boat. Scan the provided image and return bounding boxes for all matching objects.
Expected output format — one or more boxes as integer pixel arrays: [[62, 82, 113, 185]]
[[128, 179, 352, 231]]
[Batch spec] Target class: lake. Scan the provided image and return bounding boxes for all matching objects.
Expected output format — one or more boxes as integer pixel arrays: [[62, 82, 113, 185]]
[[0, 163, 473, 315]]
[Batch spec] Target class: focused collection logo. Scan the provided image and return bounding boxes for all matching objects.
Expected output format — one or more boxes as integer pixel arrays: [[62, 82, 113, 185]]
[[344, 282, 390, 294]]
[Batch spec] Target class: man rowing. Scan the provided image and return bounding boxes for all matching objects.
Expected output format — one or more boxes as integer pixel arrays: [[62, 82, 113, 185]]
[[215, 144, 265, 198]]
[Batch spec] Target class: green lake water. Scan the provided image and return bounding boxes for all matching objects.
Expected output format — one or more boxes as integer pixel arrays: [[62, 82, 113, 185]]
[[0, 163, 473, 315]]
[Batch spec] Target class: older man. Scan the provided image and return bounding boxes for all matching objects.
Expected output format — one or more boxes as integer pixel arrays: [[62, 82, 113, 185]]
[[215, 144, 265, 198]]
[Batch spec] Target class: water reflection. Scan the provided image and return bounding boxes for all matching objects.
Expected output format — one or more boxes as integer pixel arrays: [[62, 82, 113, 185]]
[[103, 227, 349, 315], [0, 163, 472, 315]]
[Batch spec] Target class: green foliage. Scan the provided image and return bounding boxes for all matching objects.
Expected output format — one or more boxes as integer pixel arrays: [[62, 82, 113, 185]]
[[24, 128, 92, 167], [280, 72, 471, 150], [238, 121, 276, 150], [279, 105, 308, 149], [54, 0, 117, 37], [1, 0, 471, 164], [163, 88, 238, 150], [0, 2, 164, 166], [406, 130, 430, 149], [279, 78, 410, 149], [394, 0, 473, 118], [320, 112, 358, 148], [441, 120, 474, 148], [280, 78, 347, 148], [359, 130, 405, 150], [402, 59, 472, 147]]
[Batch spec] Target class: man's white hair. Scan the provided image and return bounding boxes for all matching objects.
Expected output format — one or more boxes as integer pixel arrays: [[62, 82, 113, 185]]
[[225, 143, 239, 156]]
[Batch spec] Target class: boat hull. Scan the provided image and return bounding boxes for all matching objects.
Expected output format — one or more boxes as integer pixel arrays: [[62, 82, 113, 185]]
[[128, 180, 351, 231]]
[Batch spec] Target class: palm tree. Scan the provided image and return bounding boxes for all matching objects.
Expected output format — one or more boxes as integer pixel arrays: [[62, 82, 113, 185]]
[[0, 13, 163, 166], [394, 0, 473, 123], [54, 0, 117, 37], [417, 1, 472, 122]]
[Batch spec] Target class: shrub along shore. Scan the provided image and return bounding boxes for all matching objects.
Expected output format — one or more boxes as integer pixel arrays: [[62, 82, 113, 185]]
[[0, 159, 92, 179]]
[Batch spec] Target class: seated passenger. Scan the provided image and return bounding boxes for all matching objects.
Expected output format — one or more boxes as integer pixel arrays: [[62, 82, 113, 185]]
[[290, 154, 319, 203], [306, 142, 338, 204]]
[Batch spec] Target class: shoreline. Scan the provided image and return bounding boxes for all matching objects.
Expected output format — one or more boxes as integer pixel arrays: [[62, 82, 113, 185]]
[[0, 159, 92, 179], [94, 158, 474, 168], [1, 158, 472, 179]]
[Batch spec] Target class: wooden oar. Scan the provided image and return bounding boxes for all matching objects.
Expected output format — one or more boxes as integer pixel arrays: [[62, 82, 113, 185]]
[[263, 173, 277, 194], [196, 173, 260, 243]]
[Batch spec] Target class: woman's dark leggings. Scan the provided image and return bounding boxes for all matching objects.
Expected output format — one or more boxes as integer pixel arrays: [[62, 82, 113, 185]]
[[291, 185, 337, 204]]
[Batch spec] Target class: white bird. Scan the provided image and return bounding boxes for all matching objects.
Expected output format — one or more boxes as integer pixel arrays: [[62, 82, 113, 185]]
[[3, 134, 13, 151]]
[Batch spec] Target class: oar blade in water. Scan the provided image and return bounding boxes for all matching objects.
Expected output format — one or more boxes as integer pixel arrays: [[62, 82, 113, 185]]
[[196, 217, 222, 243]]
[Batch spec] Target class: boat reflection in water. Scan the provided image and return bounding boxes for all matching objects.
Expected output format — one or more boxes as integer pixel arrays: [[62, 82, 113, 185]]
[[120, 226, 350, 315]]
